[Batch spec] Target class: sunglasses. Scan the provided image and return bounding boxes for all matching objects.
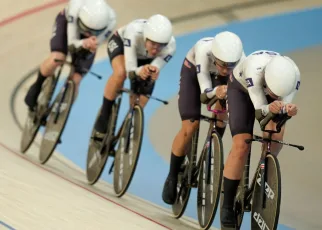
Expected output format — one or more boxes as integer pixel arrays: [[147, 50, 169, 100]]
[[213, 57, 238, 69], [77, 18, 107, 36], [146, 38, 168, 49]]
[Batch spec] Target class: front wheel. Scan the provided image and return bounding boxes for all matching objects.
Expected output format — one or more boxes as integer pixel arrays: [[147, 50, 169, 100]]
[[197, 131, 224, 230], [113, 105, 144, 197], [86, 103, 118, 185], [39, 80, 75, 164], [234, 169, 247, 229], [251, 154, 281, 230], [171, 129, 198, 219], [20, 75, 56, 153]]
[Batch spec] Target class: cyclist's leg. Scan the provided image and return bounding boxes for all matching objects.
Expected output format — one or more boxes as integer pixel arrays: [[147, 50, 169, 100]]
[[25, 11, 67, 109], [71, 51, 96, 102], [94, 32, 126, 135], [221, 75, 255, 227], [162, 58, 201, 204]]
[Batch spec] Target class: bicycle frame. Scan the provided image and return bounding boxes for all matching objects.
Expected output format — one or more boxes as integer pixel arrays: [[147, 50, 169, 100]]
[[108, 84, 150, 153], [107, 76, 168, 174], [51, 58, 102, 124], [39, 64, 63, 122], [182, 96, 227, 191], [242, 134, 273, 211], [243, 113, 304, 210], [52, 64, 75, 124], [123, 92, 140, 154]]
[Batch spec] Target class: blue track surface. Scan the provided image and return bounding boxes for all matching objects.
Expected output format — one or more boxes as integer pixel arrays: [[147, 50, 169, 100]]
[[0, 220, 16, 230], [50, 6, 322, 229]]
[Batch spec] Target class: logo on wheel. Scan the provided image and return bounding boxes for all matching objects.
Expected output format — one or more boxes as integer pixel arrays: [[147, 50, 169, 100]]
[[44, 131, 59, 142], [253, 212, 270, 230], [256, 174, 275, 200], [52, 102, 68, 113]]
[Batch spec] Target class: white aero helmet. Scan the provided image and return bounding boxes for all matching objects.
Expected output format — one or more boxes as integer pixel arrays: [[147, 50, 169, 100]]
[[211, 31, 243, 68], [265, 55, 297, 97], [78, 1, 113, 36], [143, 14, 173, 44]]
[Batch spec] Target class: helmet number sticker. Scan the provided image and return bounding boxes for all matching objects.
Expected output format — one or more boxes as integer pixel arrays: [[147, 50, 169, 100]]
[[124, 38, 131, 47], [104, 31, 111, 38], [196, 64, 201, 73], [164, 54, 172, 62], [245, 78, 254, 88], [67, 15, 74, 23]]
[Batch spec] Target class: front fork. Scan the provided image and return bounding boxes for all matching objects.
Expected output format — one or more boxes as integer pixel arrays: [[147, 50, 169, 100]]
[[108, 96, 137, 174]]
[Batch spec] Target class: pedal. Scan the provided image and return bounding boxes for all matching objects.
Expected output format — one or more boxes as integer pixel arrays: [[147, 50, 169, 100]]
[[109, 149, 115, 158], [244, 204, 251, 212], [244, 197, 252, 211], [28, 106, 37, 113], [40, 118, 47, 126], [91, 131, 105, 142], [28, 110, 37, 123], [191, 181, 198, 188], [180, 164, 186, 172], [191, 166, 199, 187], [91, 136, 104, 142], [221, 225, 236, 230], [108, 160, 115, 175]]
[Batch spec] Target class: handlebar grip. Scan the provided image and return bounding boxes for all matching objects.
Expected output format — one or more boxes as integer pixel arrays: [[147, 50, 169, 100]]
[[245, 139, 252, 144], [201, 92, 220, 103], [200, 93, 209, 104], [54, 58, 65, 64], [200, 93, 221, 108], [68, 45, 90, 55], [256, 109, 292, 132], [207, 96, 219, 108], [128, 71, 139, 81], [256, 111, 276, 131], [128, 71, 153, 82], [276, 115, 291, 132]]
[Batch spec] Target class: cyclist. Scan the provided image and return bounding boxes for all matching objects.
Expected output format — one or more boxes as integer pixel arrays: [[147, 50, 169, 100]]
[[93, 14, 176, 140], [220, 50, 301, 228], [24, 0, 116, 111], [161, 31, 245, 205]]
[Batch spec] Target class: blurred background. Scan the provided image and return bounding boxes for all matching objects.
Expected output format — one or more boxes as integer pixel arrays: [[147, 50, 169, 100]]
[[1, 0, 322, 229]]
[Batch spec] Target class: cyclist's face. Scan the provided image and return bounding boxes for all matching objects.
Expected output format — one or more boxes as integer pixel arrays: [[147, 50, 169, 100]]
[[145, 39, 167, 57], [215, 63, 233, 76], [214, 58, 237, 76]]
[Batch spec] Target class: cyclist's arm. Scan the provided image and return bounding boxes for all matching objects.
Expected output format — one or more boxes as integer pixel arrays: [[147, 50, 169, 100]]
[[123, 29, 139, 75], [245, 67, 270, 116], [149, 37, 176, 71], [66, 1, 83, 50], [195, 47, 215, 98]]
